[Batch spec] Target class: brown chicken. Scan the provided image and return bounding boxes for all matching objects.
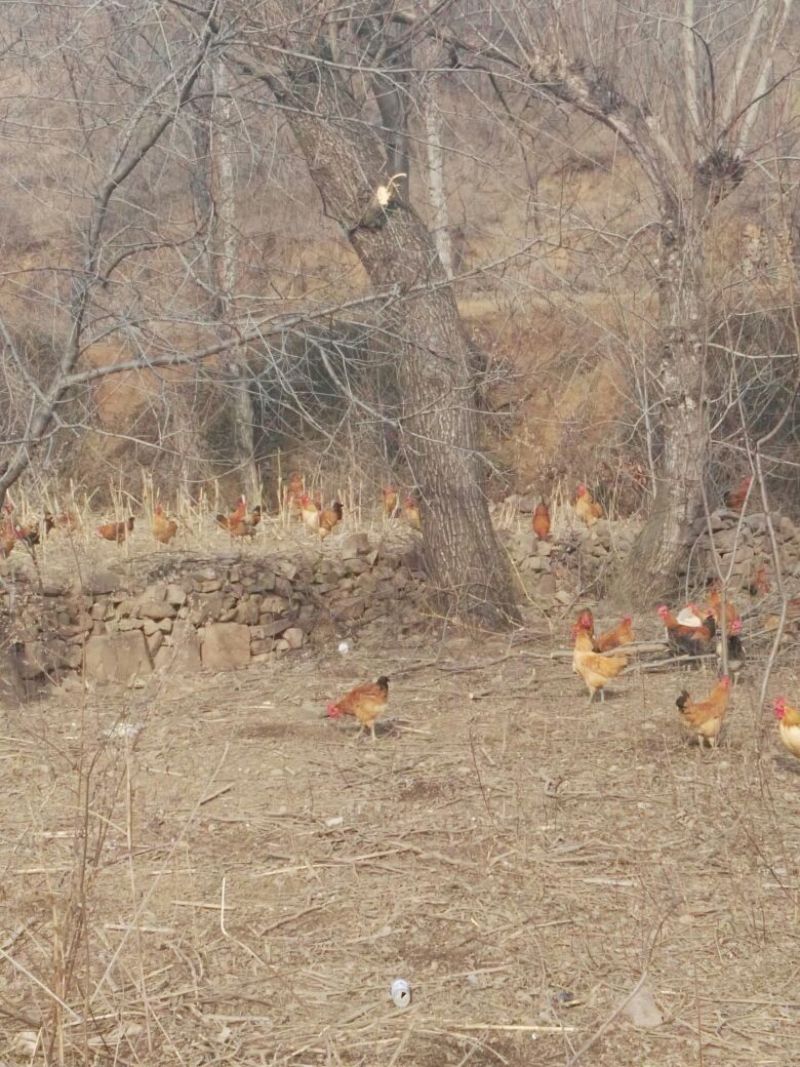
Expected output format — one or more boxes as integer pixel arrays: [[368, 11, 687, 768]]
[[773, 698, 800, 759], [572, 625, 627, 702], [723, 475, 752, 511], [152, 503, 178, 544], [246, 504, 262, 528], [285, 471, 304, 513], [326, 676, 390, 740], [97, 516, 135, 543], [573, 609, 633, 653], [319, 501, 343, 539], [532, 501, 551, 541], [657, 605, 716, 657], [382, 486, 399, 519], [403, 495, 421, 531], [676, 676, 731, 746], [749, 563, 770, 597], [0, 511, 17, 558], [55, 510, 79, 531], [216, 497, 247, 534], [706, 584, 741, 628], [574, 484, 603, 526], [594, 615, 635, 653]]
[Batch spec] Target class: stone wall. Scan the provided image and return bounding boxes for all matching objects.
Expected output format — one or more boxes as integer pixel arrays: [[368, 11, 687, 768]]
[[0, 534, 425, 690]]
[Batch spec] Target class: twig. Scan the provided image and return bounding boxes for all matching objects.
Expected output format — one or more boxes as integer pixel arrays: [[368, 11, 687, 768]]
[[199, 783, 233, 806], [565, 971, 649, 1067]]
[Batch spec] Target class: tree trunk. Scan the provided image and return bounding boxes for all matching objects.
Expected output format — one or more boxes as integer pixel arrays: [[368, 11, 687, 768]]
[[211, 59, 261, 502], [423, 80, 454, 279], [613, 213, 708, 602], [255, 57, 519, 627]]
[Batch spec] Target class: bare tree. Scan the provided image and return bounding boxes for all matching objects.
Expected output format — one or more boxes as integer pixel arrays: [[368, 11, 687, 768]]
[[442, 0, 796, 598], [227, 10, 519, 626]]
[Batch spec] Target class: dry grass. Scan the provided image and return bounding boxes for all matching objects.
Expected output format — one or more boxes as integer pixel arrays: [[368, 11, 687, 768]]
[[2, 563, 800, 1065]]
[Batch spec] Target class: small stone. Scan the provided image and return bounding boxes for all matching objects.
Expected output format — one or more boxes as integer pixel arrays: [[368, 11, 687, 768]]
[[166, 584, 187, 606], [138, 600, 177, 621], [283, 627, 304, 649]]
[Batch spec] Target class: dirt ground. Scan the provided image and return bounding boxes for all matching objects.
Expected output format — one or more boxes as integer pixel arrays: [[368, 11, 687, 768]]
[[2, 583, 800, 1067]]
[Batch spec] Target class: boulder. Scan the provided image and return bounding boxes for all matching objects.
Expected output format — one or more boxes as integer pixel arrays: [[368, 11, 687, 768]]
[[201, 623, 251, 670], [84, 632, 153, 685]]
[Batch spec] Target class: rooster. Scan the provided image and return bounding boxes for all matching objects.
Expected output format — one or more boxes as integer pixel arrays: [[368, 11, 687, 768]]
[[723, 475, 752, 511], [574, 484, 603, 526], [326, 676, 390, 740], [216, 496, 247, 533], [676, 676, 731, 747], [97, 516, 135, 543], [657, 605, 716, 658], [382, 486, 399, 519], [319, 500, 343, 539], [403, 495, 421, 531], [532, 501, 551, 541], [773, 698, 800, 759], [572, 623, 627, 702], [152, 503, 178, 545]]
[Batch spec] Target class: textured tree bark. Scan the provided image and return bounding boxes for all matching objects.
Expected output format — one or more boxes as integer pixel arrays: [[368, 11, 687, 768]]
[[251, 57, 519, 627], [613, 212, 708, 602]]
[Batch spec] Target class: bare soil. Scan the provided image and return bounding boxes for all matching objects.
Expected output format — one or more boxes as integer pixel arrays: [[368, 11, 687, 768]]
[[2, 577, 799, 1065]]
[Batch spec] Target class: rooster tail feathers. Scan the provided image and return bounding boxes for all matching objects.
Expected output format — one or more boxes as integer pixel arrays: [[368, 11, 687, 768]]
[[675, 690, 690, 711]]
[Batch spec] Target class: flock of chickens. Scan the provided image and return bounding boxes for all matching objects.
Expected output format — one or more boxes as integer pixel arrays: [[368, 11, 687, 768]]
[[3, 470, 797, 757], [326, 474, 799, 760], [0, 474, 424, 557]]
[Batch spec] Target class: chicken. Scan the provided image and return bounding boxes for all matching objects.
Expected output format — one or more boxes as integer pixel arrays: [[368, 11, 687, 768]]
[[152, 503, 178, 544], [285, 471, 304, 514], [299, 493, 321, 533], [706, 584, 741, 628], [572, 625, 627, 702], [0, 513, 16, 558], [319, 500, 343, 539], [676, 676, 731, 747], [216, 496, 247, 533], [532, 501, 551, 541], [382, 486, 399, 519], [749, 563, 770, 597], [723, 475, 752, 511], [574, 484, 603, 526], [657, 605, 716, 657], [326, 676, 390, 740], [773, 698, 800, 759], [244, 504, 262, 528], [594, 615, 634, 653], [14, 510, 54, 548], [573, 609, 633, 653], [55, 510, 79, 531], [403, 495, 421, 531], [716, 618, 745, 674], [97, 516, 135, 543]]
